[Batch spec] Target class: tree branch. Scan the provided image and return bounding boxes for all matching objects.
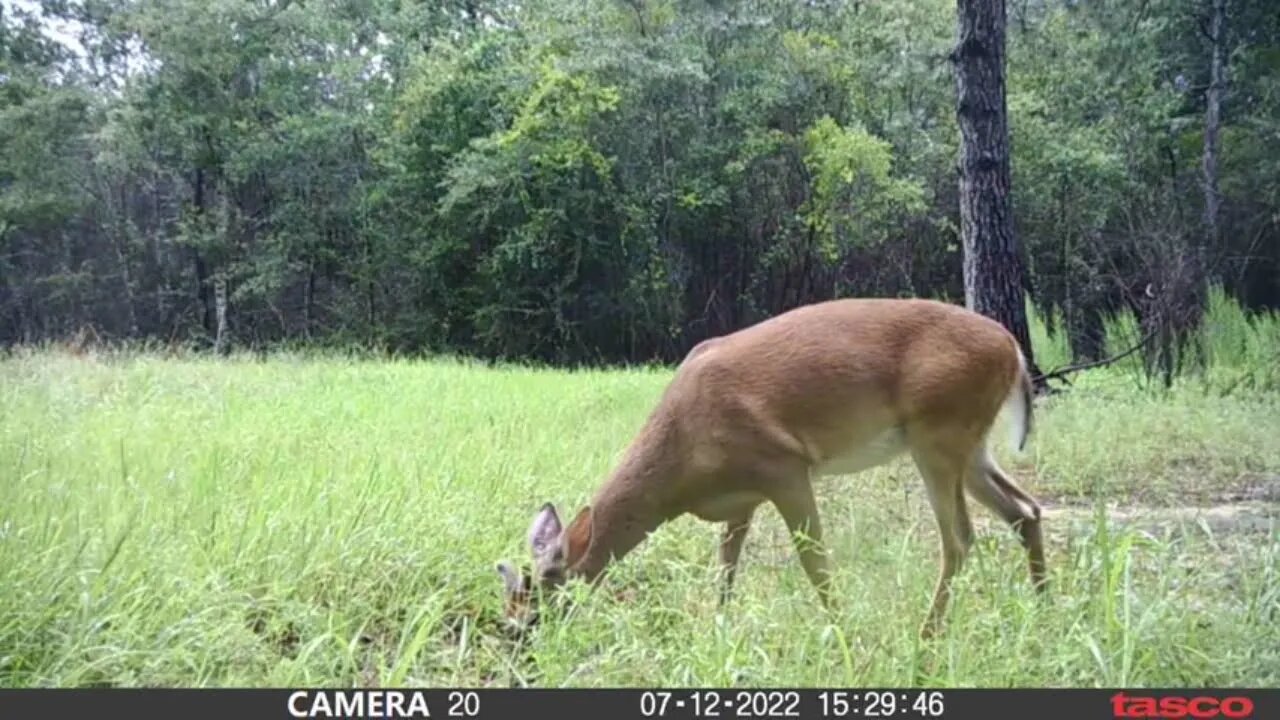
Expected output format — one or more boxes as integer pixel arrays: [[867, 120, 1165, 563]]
[[1196, 14, 1215, 44], [1032, 327, 1159, 386]]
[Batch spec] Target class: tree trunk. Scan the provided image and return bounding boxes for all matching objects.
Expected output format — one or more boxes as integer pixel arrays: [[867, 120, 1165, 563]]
[[1199, 0, 1225, 308], [213, 190, 232, 356], [1146, 0, 1226, 386], [952, 0, 1043, 383], [113, 235, 140, 338], [112, 182, 140, 338], [193, 168, 213, 337], [214, 275, 229, 355], [304, 264, 315, 339]]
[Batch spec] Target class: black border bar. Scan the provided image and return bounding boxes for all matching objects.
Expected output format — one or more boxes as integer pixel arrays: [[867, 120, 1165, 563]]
[[0, 688, 1273, 720]]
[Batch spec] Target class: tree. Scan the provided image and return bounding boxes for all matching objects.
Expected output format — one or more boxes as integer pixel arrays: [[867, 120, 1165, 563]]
[[1202, 0, 1225, 259], [2, 0, 1278, 373], [951, 0, 1043, 382]]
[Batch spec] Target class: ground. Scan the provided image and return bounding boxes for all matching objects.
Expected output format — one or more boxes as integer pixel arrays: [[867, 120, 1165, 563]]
[[0, 350, 1276, 688]]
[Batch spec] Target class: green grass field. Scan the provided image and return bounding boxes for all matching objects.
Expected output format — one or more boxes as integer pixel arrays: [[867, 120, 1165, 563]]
[[2, 325, 1278, 687]]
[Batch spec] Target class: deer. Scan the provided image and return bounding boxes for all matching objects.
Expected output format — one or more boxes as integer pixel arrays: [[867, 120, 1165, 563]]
[[495, 297, 1047, 640]]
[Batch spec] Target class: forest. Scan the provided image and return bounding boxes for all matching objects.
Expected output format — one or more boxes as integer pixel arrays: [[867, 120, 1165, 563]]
[[4, 0, 1280, 689], [3, 0, 1277, 373]]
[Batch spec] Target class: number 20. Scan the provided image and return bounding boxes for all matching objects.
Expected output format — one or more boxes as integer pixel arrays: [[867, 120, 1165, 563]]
[[449, 691, 479, 717]]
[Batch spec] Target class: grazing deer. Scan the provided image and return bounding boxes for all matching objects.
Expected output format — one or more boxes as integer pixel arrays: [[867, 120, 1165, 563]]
[[496, 298, 1046, 639]]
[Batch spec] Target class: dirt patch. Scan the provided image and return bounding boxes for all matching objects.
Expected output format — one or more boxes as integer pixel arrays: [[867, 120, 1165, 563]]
[[1212, 472, 1280, 504], [1029, 468, 1280, 512], [1039, 499, 1277, 538]]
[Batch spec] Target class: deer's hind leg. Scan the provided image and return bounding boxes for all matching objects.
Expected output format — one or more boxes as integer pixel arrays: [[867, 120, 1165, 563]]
[[965, 449, 1047, 593]]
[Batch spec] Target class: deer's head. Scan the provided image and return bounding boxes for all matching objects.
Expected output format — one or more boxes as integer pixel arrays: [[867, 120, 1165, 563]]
[[496, 502, 593, 631]]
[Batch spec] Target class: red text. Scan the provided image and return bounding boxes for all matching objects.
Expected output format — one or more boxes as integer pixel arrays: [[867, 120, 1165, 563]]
[[1111, 693, 1254, 719]]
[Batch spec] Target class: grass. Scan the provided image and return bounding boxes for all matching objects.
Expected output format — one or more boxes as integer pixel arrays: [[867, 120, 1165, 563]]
[[1, 302, 1278, 688]]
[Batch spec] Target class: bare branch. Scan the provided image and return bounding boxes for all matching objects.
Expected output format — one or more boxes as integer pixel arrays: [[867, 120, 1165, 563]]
[[1032, 327, 1159, 386], [1196, 14, 1215, 44]]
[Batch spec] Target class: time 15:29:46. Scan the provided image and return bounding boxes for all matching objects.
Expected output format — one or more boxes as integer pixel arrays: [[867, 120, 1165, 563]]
[[818, 691, 946, 717]]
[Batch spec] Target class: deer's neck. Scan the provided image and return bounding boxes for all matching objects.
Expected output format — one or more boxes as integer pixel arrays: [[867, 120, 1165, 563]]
[[568, 415, 685, 583]]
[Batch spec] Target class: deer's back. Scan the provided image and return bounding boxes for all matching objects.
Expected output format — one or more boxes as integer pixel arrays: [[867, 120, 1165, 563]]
[[661, 298, 1022, 475]]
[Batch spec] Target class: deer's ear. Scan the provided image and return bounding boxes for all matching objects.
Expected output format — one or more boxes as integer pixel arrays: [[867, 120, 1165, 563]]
[[528, 502, 563, 556], [496, 562, 523, 593], [564, 506, 593, 566]]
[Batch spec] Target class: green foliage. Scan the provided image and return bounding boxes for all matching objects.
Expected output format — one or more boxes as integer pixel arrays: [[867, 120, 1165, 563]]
[[0, 7, 93, 232], [1, 0, 1278, 373], [802, 116, 925, 261], [1197, 286, 1280, 395], [1030, 284, 1280, 396], [1, 347, 1276, 686]]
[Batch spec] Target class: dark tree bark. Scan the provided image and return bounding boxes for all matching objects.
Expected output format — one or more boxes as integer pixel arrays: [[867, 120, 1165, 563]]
[[193, 168, 213, 338], [952, 0, 1043, 383]]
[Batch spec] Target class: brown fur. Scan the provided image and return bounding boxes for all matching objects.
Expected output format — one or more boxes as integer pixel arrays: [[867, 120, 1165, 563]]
[[499, 297, 1046, 639]]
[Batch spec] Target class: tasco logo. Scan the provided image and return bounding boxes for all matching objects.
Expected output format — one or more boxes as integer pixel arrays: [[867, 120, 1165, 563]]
[[1111, 692, 1255, 719]]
